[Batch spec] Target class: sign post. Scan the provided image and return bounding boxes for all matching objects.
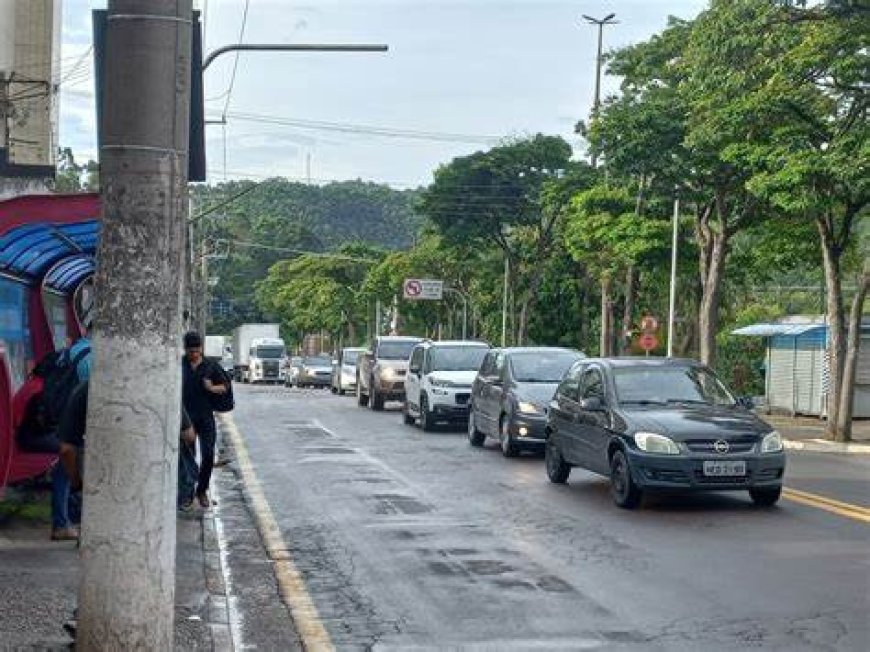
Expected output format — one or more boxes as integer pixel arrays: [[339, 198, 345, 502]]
[[637, 314, 660, 356]]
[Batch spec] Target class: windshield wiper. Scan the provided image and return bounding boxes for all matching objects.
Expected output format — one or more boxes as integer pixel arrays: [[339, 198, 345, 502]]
[[621, 399, 667, 406], [665, 398, 710, 405]]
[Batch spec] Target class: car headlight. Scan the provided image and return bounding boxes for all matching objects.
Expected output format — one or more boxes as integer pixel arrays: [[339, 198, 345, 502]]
[[381, 367, 397, 379], [517, 401, 543, 415], [634, 431, 681, 455], [761, 430, 783, 453]]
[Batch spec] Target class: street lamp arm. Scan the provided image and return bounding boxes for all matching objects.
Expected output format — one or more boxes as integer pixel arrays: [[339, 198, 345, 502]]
[[202, 43, 389, 71]]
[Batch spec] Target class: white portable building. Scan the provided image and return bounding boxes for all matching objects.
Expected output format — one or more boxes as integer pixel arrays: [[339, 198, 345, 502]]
[[732, 316, 870, 418]]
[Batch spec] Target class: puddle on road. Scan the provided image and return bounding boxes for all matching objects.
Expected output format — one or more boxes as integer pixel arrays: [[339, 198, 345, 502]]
[[372, 494, 432, 515]]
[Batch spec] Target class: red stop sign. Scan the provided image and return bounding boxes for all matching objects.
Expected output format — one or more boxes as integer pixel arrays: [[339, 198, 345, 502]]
[[639, 333, 658, 352]]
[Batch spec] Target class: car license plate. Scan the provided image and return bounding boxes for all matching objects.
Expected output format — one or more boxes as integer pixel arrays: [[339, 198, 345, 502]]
[[703, 460, 746, 477]]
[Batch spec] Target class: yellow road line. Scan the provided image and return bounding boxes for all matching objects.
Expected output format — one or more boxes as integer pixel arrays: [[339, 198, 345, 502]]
[[219, 414, 335, 652], [783, 487, 870, 524]]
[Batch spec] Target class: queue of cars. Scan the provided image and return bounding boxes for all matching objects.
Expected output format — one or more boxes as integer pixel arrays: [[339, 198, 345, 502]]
[[288, 336, 786, 510]]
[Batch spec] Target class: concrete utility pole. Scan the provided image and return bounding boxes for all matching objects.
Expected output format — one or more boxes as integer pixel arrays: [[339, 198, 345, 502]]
[[582, 13, 618, 169], [78, 1, 192, 649]]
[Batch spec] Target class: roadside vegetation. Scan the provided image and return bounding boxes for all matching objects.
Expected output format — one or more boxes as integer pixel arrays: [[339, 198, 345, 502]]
[[85, 1, 863, 441]]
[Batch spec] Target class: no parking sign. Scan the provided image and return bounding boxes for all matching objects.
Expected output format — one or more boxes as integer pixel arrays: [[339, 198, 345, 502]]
[[403, 278, 443, 300]]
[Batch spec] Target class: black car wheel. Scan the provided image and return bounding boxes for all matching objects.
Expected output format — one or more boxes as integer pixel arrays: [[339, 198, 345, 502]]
[[749, 486, 782, 507], [356, 378, 369, 407], [402, 401, 416, 425], [467, 411, 485, 447], [500, 416, 518, 458], [420, 394, 435, 432], [545, 440, 570, 484], [610, 449, 642, 509], [371, 378, 385, 411]]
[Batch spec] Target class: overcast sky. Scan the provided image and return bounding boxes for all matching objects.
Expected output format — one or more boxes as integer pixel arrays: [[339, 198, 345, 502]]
[[60, 0, 708, 188]]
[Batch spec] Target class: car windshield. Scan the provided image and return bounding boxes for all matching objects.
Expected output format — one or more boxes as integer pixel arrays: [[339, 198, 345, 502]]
[[428, 346, 488, 372], [614, 366, 736, 407], [255, 346, 285, 359], [510, 351, 581, 383], [343, 350, 361, 365], [304, 355, 331, 367], [378, 340, 419, 360]]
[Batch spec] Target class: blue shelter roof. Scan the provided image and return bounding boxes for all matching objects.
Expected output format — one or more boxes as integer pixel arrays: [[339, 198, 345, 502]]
[[0, 220, 99, 291]]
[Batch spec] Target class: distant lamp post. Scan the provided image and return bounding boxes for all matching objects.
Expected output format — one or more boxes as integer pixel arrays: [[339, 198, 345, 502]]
[[582, 12, 618, 168]]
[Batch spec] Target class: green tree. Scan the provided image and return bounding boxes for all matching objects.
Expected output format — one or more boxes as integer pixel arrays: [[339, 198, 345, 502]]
[[419, 135, 577, 343], [686, 0, 868, 439]]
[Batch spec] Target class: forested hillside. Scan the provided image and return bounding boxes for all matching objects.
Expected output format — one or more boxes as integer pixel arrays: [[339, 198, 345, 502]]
[[192, 179, 423, 330]]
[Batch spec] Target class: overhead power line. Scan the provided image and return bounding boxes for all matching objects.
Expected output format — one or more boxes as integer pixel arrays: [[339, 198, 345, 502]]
[[222, 0, 251, 120], [210, 110, 503, 145]]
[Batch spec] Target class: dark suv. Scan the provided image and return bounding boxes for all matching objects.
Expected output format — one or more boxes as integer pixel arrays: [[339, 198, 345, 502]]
[[467, 347, 584, 457], [544, 358, 786, 509]]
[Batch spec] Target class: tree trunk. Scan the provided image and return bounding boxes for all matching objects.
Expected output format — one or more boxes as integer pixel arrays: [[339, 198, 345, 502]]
[[835, 270, 868, 441], [696, 199, 728, 366], [346, 319, 357, 347], [817, 216, 846, 439], [573, 263, 590, 352], [620, 266, 636, 355], [517, 266, 547, 346], [78, 1, 191, 649], [600, 273, 615, 357]]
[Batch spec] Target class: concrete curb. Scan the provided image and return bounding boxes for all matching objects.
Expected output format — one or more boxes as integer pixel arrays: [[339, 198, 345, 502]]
[[783, 438, 870, 455]]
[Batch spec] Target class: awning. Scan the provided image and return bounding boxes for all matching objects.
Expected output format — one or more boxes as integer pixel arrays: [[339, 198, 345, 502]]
[[731, 323, 825, 337], [0, 194, 101, 292]]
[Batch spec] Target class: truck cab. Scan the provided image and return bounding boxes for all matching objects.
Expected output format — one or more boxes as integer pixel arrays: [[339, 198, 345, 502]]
[[246, 337, 286, 384], [356, 336, 422, 410]]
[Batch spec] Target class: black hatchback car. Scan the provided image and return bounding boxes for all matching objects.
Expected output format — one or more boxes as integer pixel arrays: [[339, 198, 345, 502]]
[[467, 347, 584, 456], [545, 358, 785, 509]]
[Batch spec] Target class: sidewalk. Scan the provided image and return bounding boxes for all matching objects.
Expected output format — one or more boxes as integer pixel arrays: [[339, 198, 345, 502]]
[[761, 415, 870, 454], [0, 488, 227, 650]]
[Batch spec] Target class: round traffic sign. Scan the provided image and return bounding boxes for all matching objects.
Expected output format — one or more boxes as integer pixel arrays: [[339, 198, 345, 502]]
[[639, 333, 658, 352], [640, 315, 659, 333], [404, 279, 422, 297]]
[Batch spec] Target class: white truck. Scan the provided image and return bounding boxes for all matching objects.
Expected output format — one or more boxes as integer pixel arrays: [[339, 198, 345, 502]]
[[232, 324, 287, 384], [204, 335, 234, 373]]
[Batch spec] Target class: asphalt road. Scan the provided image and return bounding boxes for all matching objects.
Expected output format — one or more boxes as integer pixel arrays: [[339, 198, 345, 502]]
[[219, 385, 869, 651]]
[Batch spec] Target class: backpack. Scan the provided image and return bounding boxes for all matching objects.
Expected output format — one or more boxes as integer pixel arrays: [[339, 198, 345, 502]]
[[207, 363, 235, 413], [35, 347, 91, 429]]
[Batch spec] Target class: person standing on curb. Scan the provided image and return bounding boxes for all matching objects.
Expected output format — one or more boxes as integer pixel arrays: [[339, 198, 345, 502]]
[[181, 331, 229, 509]]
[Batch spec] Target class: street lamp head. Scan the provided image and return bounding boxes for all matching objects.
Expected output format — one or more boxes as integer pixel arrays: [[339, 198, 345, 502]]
[[582, 13, 618, 25]]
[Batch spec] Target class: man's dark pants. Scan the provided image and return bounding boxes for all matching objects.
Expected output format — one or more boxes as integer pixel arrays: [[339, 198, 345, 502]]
[[194, 415, 217, 495]]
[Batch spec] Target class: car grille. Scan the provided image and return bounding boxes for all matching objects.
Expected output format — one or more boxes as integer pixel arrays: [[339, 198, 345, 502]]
[[455, 393, 470, 405], [685, 437, 756, 454], [693, 471, 752, 485], [645, 469, 690, 483], [263, 361, 279, 376]]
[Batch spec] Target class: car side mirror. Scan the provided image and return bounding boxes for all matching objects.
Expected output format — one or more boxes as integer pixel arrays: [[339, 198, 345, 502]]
[[737, 396, 755, 409], [579, 397, 605, 412]]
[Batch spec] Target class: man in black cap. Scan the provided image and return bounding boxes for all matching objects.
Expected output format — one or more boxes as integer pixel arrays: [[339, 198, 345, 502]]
[[181, 331, 229, 509]]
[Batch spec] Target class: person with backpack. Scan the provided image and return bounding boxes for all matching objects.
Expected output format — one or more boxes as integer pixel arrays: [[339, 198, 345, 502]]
[[181, 331, 231, 510], [25, 332, 92, 540]]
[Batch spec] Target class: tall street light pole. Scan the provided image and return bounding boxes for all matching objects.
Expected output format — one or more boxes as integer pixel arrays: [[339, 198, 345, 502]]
[[582, 13, 618, 169]]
